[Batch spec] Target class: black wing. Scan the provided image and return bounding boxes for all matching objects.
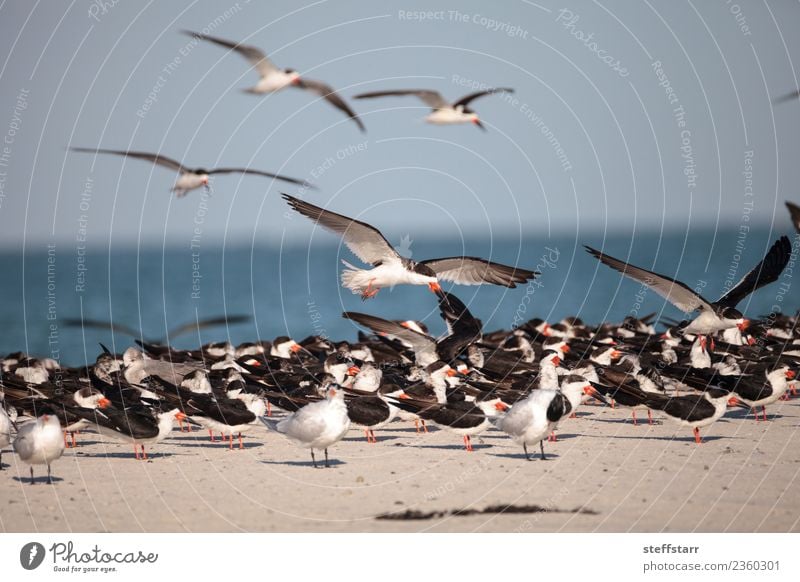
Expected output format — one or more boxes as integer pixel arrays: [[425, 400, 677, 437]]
[[453, 87, 514, 108], [786, 202, 800, 234], [295, 78, 365, 132], [716, 236, 791, 308], [206, 167, 312, 188], [70, 147, 187, 172]]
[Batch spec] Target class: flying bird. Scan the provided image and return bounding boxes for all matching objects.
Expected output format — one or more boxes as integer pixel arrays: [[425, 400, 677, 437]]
[[283, 193, 538, 299], [585, 236, 792, 336], [786, 201, 800, 234], [70, 147, 310, 197], [774, 90, 800, 105], [353, 87, 513, 129], [183, 30, 365, 132], [61, 314, 252, 344]]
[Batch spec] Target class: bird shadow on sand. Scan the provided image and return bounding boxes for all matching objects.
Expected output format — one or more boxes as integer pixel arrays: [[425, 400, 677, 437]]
[[581, 433, 729, 444], [260, 459, 346, 468], [388, 426, 441, 434], [11, 475, 65, 485], [490, 451, 560, 461], [165, 441, 264, 450], [74, 451, 180, 460], [404, 443, 493, 452], [343, 435, 401, 443]]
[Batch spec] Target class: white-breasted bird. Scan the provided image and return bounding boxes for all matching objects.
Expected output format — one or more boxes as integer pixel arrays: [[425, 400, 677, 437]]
[[13, 411, 65, 484]]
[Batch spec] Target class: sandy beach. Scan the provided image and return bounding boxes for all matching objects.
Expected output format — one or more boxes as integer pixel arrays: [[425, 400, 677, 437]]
[[2, 398, 798, 533]]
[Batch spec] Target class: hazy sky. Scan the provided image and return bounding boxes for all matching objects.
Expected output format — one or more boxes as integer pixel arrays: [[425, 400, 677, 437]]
[[1, 0, 800, 251]]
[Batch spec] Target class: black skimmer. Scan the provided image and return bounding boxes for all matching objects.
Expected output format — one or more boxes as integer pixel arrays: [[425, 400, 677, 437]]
[[786, 201, 800, 233], [283, 193, 538, 299], [495, 377, 602, 460], [184, 30, 365, 132], [12, 410, 65, 484], [0, 401, 12, 470], [774, 90, 800, 104], [389, 391, 508, 451], [353, 87, 513, 129], [62, 314, 252, 344], [260, 385, 351, 467], [586, 236, 791, 337], [70, 147, 309, 197]]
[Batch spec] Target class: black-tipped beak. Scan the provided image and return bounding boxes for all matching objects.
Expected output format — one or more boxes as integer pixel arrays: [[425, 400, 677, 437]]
[[473, 118, 486, 131], [587, 383, 611, 406]]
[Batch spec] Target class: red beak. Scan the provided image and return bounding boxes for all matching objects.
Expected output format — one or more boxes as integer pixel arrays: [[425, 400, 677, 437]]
[[428, 282, 442, 293], [787, 370, 796, 380]]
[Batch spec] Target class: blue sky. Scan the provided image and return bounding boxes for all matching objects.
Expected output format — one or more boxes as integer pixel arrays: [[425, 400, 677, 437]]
[[1, 0, 799, 252]]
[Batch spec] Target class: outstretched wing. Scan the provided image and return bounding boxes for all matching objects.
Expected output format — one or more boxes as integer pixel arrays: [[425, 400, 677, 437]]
[[585, 245, 713, 313], [343, 312, 438, 365], [453, 87, 514, 108], [282, 193, 400, 266], [295, 78, 365, 132], [70, 147, 186, 172], [421, 257, 537, 288], [774, 90, 800, 105], [207, 167, 312, 187], [786, 202, 800, 234], [353, 89, 449, 110], [183, 30, 277, 77], [716, 236, 792, 308]]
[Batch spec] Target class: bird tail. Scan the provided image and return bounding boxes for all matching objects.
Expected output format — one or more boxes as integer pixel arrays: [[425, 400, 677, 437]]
[[340, 260, 368, 294], [259, 416, 283, 433]]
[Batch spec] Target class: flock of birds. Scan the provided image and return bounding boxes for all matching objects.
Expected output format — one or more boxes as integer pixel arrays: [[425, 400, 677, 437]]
[[2, 29, 800, 484]]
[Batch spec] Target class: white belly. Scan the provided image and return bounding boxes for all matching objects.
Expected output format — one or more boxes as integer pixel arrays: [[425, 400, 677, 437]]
[[253, 72, 295, 93], [426, 108, 471, 125], [173, 173, 206, 195], [682, 310, 731, 335]]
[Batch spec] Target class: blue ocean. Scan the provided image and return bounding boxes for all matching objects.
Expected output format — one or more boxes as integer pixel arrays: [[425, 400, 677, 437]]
[[1, 225, 796, 367]]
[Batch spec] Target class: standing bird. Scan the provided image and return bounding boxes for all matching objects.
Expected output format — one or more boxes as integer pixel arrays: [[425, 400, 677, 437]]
[[283, 193, 537, 299], [13, 412, 65, 484], [70, 147, 310, 197], [0, 402, 12, 469], [585, 236, 791, 337], [353, 87, 513, 129], [260, 385, 350, 468], [183, 30, 365, 132]]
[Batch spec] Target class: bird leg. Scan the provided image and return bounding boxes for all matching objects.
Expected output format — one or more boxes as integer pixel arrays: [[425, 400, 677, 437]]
[[523, 443, 531, 461], [370, 429, 377, 443], [209, 429, 216, 442], [631, 410, 638, 426], [753, 408, 760, 422], [267, 401, 272, 417], [548, 431, 557, 442], [422, 419, 429, 433], [762, 406, 768, 421], [647, 409, 653, 425], [364, 429, 370, 442], [540, 440, 547, 461], [361, 279, 379, 300], [414, 419, 420, 433], [324, 448, 329, 468], [134, 443, 140, 460], [311, 449, 317, 468], [462, 435, 474, 452], [693, 427, 702, 444], [29, 466, 35, 485], [238, 433, 243, 450], [228, 434, 234, 450], [47, 463, 52, 485], [71, 432, 77, 447]]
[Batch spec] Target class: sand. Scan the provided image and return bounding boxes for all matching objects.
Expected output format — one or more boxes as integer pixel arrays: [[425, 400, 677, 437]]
[[1, 399, 799, 533]]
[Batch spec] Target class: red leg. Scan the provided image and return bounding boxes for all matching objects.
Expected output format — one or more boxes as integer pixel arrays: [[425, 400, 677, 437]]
[[693, 427, 702, 444], [142, 446, 148, 460], [267, 401, 272, 417], [134, 443, 140, 460], [753, 408, 760, 421], [762, 407, 768, 421], [610, 400, 615, 409], [631, 410, 638, 426], [422, 420, 429, 433], [238, 433, 243, 450], [228, 434, 234, 450], [364, 429, 370, 442], [209, 429, 216, 442], [414, 419, 420, 434], [647, 409, 653, 425]]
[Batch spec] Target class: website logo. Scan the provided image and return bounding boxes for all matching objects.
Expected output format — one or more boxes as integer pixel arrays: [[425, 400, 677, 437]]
[[20, 542, 46, 570]]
